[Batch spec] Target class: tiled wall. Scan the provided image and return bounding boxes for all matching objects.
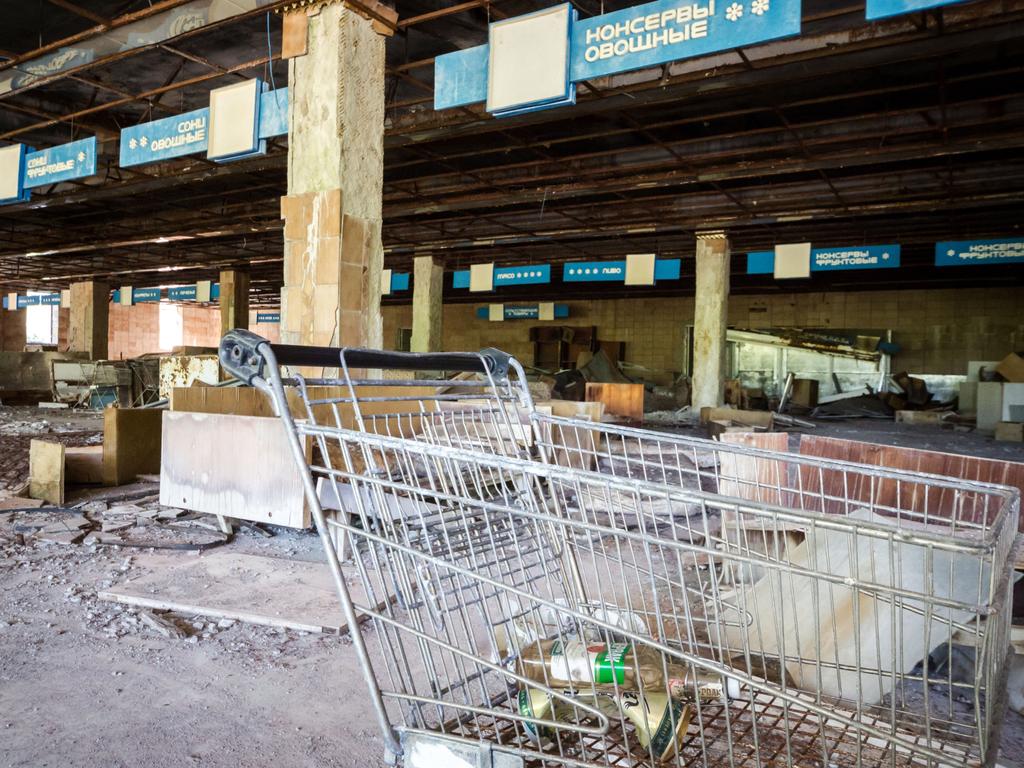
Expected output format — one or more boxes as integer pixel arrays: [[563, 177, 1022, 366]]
[[37, 284, 1023, 373], [383, 287, 1024, 375], [384, 298, 693, 373]]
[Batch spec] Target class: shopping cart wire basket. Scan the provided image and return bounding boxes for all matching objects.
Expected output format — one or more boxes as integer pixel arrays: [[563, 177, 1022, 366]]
[[219, 330, 1018, 768]]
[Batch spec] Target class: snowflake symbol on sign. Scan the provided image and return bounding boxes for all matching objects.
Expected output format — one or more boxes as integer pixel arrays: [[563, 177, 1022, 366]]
[[77, 151, 85, 162], [726, 2, 744, 20], [140, 136, 148, 147], [751, 0, 769, 14], [129, 138, 138, 150]]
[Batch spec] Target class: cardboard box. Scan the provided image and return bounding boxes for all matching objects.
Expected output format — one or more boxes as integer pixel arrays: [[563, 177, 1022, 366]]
[[995, 422, 1024, 442], [997, 353, 1024, 383], [790, 378, 819, 408]]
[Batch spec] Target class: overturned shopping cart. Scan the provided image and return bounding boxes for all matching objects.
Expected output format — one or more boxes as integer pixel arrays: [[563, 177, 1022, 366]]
[[220, 330, 1018, 768]]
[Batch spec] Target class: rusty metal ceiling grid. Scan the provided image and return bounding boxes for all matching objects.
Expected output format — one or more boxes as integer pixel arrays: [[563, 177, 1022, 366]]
[[0, 0, 1021, 305]]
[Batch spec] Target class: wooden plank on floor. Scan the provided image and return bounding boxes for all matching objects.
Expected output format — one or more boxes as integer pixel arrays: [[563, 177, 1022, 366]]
[[97, 551, 385, 634]]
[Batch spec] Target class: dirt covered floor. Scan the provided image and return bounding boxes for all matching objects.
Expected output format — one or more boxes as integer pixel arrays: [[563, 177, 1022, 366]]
[[2, 406, 1024, 767]]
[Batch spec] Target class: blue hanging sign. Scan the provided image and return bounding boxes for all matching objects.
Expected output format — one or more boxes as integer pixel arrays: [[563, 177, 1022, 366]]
[[475, 304, 570, 320], [258, 88, 289, 139], [865, 0, 964, 20], [168, 285, 197, 301], [935, 238, 1024, 267], [435, 47, 489, 110], [746, 244, 901, 274], [133, 288, 162, 303], [435, 0, 801, 113], [452, 264, 552, 289], [256, 311, 281, 323], [562, 258, 681, 282], [23, 137, 97, 188], [120, 108, 209, 167], [570, 0, 800, 82], [111, 287, 162, 304], [390, 272, 411, 291], [3, 294, 60, 308], [812, 244, 899, 271], [746, 251, 775, 274]]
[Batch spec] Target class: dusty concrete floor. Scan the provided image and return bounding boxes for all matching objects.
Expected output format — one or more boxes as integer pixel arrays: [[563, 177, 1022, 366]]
[[2, 405, 1024, 767], [0, 519, 387, 768]]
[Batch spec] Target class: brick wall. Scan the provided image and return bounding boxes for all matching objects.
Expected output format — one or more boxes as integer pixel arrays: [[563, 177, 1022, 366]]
[[249, 311, 281, 343], [108, 302, 160, 359], [383, 286, 1024, 375], [102, 303, 280, 360], [181, 305, 220, 348]]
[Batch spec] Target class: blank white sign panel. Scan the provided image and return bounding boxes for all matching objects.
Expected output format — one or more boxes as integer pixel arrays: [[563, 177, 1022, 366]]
[[487, 5, 571, 113], [207, 79, 260, 159], [0, 145, 22, 201], [774, 242, 812, 279]]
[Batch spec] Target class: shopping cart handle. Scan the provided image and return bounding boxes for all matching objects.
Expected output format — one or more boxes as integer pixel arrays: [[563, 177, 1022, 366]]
[[220, 329, 512, 384]]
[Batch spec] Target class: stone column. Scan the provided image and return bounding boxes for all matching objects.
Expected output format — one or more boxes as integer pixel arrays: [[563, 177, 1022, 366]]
[[69, 281, 109, 359], [280, 2, 385, 351], [410, 255, 444, 353], [219, 269, 250, 337], [692, 231, 730, 411]]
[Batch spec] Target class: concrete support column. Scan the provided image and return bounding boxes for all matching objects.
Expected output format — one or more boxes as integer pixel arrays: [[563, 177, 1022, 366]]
[[69, 281, 109, 359], [219, 269, 250, 337], [410, 255, 444, 353], [692, 231, 730, 411], [280, 2, 385, 351], [0, 308, 26, 351]]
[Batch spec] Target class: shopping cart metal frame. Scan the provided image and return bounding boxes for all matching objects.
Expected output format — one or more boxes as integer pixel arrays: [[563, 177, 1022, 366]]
[[219, 330, 1018, 768]]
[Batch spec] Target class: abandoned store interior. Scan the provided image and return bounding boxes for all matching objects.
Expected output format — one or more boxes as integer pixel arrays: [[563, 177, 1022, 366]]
[[1, 0, 1023, 766]]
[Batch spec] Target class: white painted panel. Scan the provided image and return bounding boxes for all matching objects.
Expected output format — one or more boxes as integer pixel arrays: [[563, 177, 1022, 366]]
[[207, 79, 260, 159], [470, 263, 494, 292], [160, 411, 311, 528], [488, 303, 504, 322], [1001, 383, 1024, 423], [381, 268, 392, 295], [624, 253, 656, 285], [774, 242, 812, 279], [0, 144, 22, 200], [538, 302, 555, 321], [487, 5, 571, 113], [977, 381, 1003, 431]]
